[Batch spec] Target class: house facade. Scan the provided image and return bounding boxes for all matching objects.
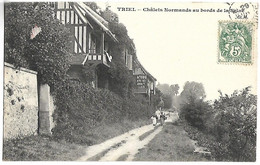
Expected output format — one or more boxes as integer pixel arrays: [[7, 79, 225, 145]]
[[52, 2, 117, 88], [133, 58, 157, 98], [52, 2, 156, 96]]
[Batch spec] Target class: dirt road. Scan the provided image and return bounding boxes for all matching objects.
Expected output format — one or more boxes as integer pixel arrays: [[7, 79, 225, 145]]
[[78, 112, 178, 161]]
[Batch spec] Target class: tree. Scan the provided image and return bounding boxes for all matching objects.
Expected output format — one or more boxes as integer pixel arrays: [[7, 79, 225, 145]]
[[157, 83, 180, 96], [162, 94, 173, 109], [211, 87, 256, 161], [179, 81, 208, 129], [157, 83, 171, 95], [180, 81, 206, 104], [180, 99, 212, 129], [5, 2, 73, 88], [83, 2, 101, 14], [170, 84, 180, 96], [156, 83, 180, 109]]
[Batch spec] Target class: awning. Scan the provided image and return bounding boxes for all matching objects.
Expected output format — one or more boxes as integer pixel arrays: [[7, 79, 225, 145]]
[[74, 2, 118, 42]]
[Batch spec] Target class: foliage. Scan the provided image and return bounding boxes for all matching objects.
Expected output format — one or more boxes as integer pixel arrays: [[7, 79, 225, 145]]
[[172, 95, 182, 110], [5, 2, 73, 87], [180, 81, 206, 104], [210, 87, 257, 161], [5, 2, 158, 147], [105, 21, 136, 97], [108, 59, 135, 98], [182, 87, 257, 161], [180, 99, 212, 130], [82, 4, 136, 97], [83, 2, 101, 14], [123, 94, 155, 120], [134, 124, 209, 161], [157, 83, 179, 96], [52, 80, 154, 144], [3, 135, 85, 161], [150, 88, 163, 107], [156, 83, 180, 109], [81, 65, 96, 82], [83, 3, 139, 99], [170, 84, 180, 96], [162, 94, 173, 109]]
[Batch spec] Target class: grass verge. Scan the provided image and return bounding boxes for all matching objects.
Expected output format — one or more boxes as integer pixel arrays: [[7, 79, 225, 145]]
[[3, 135, 86, 161], [3, 118, 151, 161], [134, 123, 209, 161]]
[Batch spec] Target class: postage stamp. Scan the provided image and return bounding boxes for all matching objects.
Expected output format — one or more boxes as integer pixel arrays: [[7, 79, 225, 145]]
[[218, 21, 255, 64]]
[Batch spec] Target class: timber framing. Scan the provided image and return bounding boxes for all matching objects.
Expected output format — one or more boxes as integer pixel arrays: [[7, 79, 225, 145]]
[[133, 58, 157, 96], [53, 2, 117, 67]]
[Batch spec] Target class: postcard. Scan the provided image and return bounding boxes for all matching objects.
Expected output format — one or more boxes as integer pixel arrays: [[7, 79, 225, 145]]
[[3, 1, 258, 162]]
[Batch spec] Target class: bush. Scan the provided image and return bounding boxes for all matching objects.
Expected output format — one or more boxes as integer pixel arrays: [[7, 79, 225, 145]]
[[122, 94, 154, 121], [182, 87, 256, 161], [180, 99, 211, 130], [52, 80, 155, 144], [5, 2, 72, 87], [210, 87, 257, 161]]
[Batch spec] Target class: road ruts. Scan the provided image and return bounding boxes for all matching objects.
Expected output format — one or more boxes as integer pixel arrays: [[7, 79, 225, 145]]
[[77, 112, 177, 161]]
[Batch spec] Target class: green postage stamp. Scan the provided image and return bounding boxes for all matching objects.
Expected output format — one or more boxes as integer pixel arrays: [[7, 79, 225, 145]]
[[218, 21, 255, 64]]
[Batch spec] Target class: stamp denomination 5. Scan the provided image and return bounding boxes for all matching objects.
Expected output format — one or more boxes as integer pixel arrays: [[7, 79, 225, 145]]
[[218, 21, 255, 65]]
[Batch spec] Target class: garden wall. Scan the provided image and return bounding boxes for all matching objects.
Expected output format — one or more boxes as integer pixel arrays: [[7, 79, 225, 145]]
[[3, 62, 38, 139]]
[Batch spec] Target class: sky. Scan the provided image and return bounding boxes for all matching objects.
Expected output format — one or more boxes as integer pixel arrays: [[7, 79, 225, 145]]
[[0, 1, 259, 162], [96, 1, 258, 101], [0, 0, 258, 101]]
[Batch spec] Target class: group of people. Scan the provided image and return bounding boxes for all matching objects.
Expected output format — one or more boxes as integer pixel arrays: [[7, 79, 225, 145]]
[[151, 108, 167, 126]]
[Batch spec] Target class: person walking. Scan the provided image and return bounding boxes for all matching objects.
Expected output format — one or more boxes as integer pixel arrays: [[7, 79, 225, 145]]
[[160, 111, 166, 126], [155, 108, 161, 124], [151, 115, 157, 126]]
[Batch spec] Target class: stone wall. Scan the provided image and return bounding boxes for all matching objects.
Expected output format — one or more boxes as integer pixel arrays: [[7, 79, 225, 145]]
[[3, 63, 38, 139]]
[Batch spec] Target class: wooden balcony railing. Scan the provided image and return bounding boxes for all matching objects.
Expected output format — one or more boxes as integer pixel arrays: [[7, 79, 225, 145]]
[[71, 50, 112, 67], [85, 49, 111, 67]]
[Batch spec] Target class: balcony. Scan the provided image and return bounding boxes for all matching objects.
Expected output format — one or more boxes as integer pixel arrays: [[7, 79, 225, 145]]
[[86, 49, 111, 67], [70, 50, 112, 67]]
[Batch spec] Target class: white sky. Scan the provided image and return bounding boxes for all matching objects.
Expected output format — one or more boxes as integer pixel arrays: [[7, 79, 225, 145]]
[[97, 1, 258, 101], [0, 0, 257, 101], [0, 0, 259, 164]]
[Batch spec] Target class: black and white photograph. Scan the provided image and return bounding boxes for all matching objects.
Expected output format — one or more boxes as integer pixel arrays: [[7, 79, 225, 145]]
[[1, 0, 259, 162]]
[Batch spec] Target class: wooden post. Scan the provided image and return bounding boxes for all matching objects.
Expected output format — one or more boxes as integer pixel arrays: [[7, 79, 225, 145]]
[[101, 32, 104, 55]]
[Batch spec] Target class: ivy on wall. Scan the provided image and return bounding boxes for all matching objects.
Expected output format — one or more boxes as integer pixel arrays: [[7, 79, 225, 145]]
[[5, 2, 73, 88]]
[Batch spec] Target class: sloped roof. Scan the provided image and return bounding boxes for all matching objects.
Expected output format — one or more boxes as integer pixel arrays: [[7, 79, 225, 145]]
[[134, 58, 157, 81], [73, 2, 118, 42]]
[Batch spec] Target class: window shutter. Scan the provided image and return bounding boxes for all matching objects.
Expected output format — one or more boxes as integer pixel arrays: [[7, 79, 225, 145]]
[[126, 54, 133, 70]]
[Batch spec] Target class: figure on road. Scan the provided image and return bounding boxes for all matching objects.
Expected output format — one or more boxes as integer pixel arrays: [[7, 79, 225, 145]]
[[155, 108, 161, 124], [151, 115, 157, 126], [160, 111, 167, 126]]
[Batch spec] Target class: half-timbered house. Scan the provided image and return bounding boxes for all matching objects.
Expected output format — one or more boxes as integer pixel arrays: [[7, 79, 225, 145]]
[[52, 2, 118, 88], [133, 58, 157, 98], [51, 2, 157, 96]]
